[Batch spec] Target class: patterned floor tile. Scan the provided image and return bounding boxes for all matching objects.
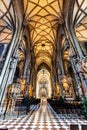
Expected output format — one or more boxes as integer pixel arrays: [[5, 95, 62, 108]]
[[0, 100, 87, 130]]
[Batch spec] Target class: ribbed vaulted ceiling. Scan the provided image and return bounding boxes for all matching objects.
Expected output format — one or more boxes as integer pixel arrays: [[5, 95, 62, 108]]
[[0, 0, 15, 44], [0, 0, 87, 66], [73, 0, 87, 42], [23, 0, 63, 67]]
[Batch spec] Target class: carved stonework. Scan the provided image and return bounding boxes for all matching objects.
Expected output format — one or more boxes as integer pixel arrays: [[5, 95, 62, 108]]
[[81, 58, 87, 75], [20, 78, 26, 95]]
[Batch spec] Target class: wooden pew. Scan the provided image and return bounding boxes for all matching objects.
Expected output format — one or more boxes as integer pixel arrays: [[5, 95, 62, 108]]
[[0, 129, 8, 130], [82, 125, 87, 130], [70, 124, 79, 130]]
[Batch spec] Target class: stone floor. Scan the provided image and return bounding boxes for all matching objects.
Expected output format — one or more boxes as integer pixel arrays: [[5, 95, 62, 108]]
[[0, 99, 87, 130]]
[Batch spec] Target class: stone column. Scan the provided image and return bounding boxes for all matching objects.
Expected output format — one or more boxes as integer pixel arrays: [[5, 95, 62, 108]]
[[65, 0, 87, 97]]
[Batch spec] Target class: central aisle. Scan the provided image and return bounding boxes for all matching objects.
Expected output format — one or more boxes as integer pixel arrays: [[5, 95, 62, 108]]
[[0, 98, 87, 130]]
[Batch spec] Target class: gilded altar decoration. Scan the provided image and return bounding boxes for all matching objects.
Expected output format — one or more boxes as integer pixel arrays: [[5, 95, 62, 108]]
[[20, 78, 26, 94]]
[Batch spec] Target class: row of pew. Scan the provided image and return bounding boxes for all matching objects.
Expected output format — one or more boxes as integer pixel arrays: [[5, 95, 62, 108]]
[[15, 97, 40, 115], [48, 99, 82, 116]]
